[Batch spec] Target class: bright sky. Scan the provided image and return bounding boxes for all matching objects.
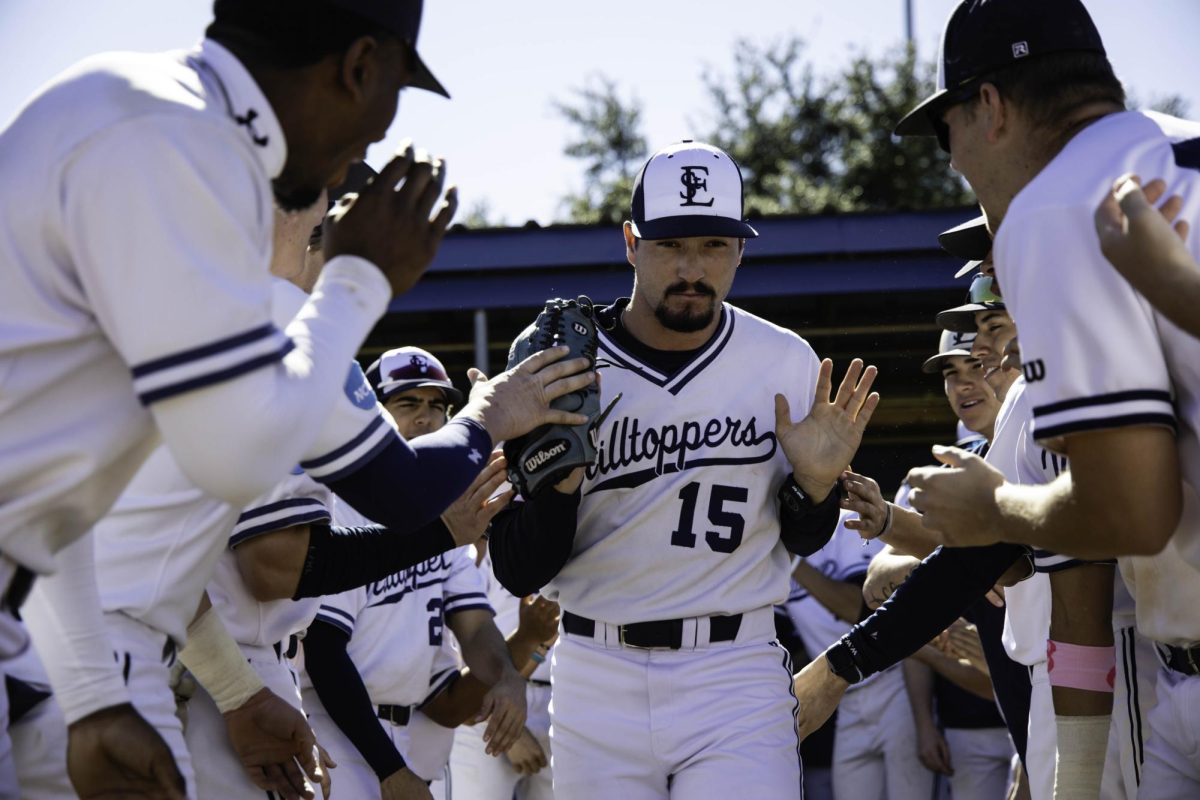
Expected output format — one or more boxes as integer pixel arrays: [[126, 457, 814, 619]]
[[3, 1, 1197, 225]]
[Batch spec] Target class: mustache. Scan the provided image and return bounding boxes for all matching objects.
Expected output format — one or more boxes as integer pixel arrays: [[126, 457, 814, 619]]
[[665, 281, 716, 297]]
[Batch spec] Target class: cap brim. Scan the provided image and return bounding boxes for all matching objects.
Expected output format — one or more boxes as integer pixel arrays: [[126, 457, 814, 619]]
[[408, 50, 449, 98], [935, 302, 1005, 333], [630, 215, 758, 240], [954, 260, 983, 279], [379, 380, 463, 406], [939, 215, 991, 261], [894, 89, 949, 137], [921, 349, 974, 374]]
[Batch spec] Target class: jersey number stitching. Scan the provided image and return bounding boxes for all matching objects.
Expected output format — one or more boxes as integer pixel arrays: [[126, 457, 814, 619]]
[[670, 481, 749, 554]]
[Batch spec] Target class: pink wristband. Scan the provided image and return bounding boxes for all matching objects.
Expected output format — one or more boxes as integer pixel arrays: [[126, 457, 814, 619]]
[[1046, 640, 1116, 693]]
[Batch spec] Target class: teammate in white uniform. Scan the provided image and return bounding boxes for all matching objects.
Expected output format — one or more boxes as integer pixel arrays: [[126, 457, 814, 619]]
[[488, 140, 880, 800], [891, 1, 1200, 795], [448, 544, 560, 800], [785, 512, 936, 800], [0, 2, 457, 793], [303, 347, 534, 800]]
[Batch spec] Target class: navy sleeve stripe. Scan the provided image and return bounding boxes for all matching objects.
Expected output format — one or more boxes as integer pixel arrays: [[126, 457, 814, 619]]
[[301, 415, 388, 471], [1032, 389, 1172, 418], [312, 615, 352, 637], [1035, 413, 1177, 440], [237, 498, 327, 524], [131, 323, 278, 377], [138, 342, 294, 405], [417, 669, 460, 708], [445, 603, 494, 616], [317, 605, 356, 625], [307, 431, 394, 485], [229, 510, 330, 546]]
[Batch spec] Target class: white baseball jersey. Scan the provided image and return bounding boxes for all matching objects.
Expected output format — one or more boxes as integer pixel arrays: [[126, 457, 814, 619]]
[[784, 510, 886, 689], [995, 110, 1200, 645], [0, 39, 388, 575], [311, 501, 491, 706], [208, 470, 333, 648], [547, 304, 820, 622], [93, 279, 393, 644]]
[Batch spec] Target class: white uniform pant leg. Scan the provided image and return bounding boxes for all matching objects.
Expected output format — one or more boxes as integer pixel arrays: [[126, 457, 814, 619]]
[[1138, 667, 1200, 800], [831, 683, 886, 800], [1100, 626, 1155, 800], [876, 670, 936, 800], [103, 612, 196, 799], [0, 669, 17, 800], [187, 648, 324, 800], [1025, 662, 1056, 800], [302, 687, 382, 800], [10, 695, 71, 799], [449, 681, 554, 800], [943, 727, 1015, 800]]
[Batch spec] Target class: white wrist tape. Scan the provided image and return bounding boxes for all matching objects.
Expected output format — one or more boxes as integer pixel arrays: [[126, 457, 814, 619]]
[[1052, 714, 1110, 800], [178, 608, 263, 713]]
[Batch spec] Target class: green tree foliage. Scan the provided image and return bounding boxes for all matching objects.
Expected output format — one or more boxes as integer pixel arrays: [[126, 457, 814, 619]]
[[554, 78, 647, 226]]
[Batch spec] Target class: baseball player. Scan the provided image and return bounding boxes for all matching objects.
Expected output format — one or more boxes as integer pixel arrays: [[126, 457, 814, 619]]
[[302, 347, 538, 800], [891, 1, 1200, 795], [785, 511, 936, 800], [0, 1, 458, 793], [488, 140, 880, 799], [447, 542, 561, 800]]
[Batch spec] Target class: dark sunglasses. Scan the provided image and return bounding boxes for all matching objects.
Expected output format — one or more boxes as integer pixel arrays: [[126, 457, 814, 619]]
[[930, 81, 985, 153]]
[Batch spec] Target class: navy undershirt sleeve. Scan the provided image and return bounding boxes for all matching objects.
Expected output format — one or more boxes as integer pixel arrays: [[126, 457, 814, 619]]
[[318, 418, 492, 532], [844, 542, 1027, 676], [303, 621, 406, 780], [488, 488, 582, 597]]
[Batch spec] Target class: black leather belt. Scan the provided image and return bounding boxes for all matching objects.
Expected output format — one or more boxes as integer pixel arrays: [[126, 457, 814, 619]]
[[2, 565, 34, 615], [529, 679, 552, 687], [1161, 643, 1200, 676], [378, 704, 412, 726], [272, 635, 299, 661], [562, 611, 742, 650]]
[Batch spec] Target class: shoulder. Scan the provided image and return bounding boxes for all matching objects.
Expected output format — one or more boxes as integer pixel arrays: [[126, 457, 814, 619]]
[[727, 304, 816, 357]]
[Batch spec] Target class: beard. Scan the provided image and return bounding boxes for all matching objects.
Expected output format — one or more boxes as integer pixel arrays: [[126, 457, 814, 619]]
[[272, 179, 325, 213], [653, 282, 717, 333]]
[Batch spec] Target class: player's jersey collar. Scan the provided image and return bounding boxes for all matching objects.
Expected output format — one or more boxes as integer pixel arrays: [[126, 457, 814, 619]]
[[194, 39, 287, 179]]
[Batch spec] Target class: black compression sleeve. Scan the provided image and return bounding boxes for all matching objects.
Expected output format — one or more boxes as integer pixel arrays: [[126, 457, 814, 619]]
[[292, 520, 456, 599], [778, 476, 841, 556], [836, 542, 1027, 677], [488, 488, 582, 597], [319, 419, 492, 532], [303, 621, 406, 780]]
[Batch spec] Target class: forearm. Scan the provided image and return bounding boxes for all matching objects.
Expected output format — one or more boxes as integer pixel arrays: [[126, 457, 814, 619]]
[[304, 623, 405, 780], [428, 626, 523, 726], [902, 658, 938, 729], [792, 562, 866, 623], [21, 532, 130, 724], [911, 645, 995, 702], [880, 504, 939, 559], [291, 519, 457, 599], [460, 622, 519, 687], [838, 544, 1025, 679], [152, 257, 389, 507], [863, 548, 919, 610], [489, 490, 581, 597], [1125, 246, 1200, 340], [318, 419, 492, 533], [505, 630, 545, 675], [778, 476, 841, 556]]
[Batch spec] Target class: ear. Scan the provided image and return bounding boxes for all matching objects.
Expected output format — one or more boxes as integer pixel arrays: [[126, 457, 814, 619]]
[[622, 221, 637, 267], [338, 36, 382, 103], [978, 82, 1008, 144]]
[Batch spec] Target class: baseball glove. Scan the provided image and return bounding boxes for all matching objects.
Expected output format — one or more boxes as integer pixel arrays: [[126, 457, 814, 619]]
[[504, 296, 619, 496]]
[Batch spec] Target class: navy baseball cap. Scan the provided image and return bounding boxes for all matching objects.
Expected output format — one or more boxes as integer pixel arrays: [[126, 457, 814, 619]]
[[936, 274, 1006, 333], [922, 329, 978, 374], [938, 215, 991, 278], [367, 346, 464, 405], [325, 0, 448, 97], [630, 141, 758, 240], [895, 0, 1106, 141]]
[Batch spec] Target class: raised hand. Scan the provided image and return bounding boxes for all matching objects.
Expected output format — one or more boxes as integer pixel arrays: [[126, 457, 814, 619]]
[[67, 704, 186, 799], [223, 687, 321, 800], [776, 358, 880, 499], [906, 445, 1007, 547], [840, 470, 889, 539], [322, 140, 458, 297], [459, 346, 595, 444], [442, 449, 514, 547], [517, 594, 561, 646]]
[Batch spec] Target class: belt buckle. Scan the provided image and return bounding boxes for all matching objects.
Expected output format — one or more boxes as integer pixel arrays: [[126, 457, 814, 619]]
[[617, 625, 651, 651]]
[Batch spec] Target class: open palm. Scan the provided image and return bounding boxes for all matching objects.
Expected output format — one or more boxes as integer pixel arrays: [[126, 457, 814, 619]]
[[775, 358, 880, 498]]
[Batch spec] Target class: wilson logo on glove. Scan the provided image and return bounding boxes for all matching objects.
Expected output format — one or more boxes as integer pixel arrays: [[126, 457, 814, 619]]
[[504, 296, 620, 496]]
